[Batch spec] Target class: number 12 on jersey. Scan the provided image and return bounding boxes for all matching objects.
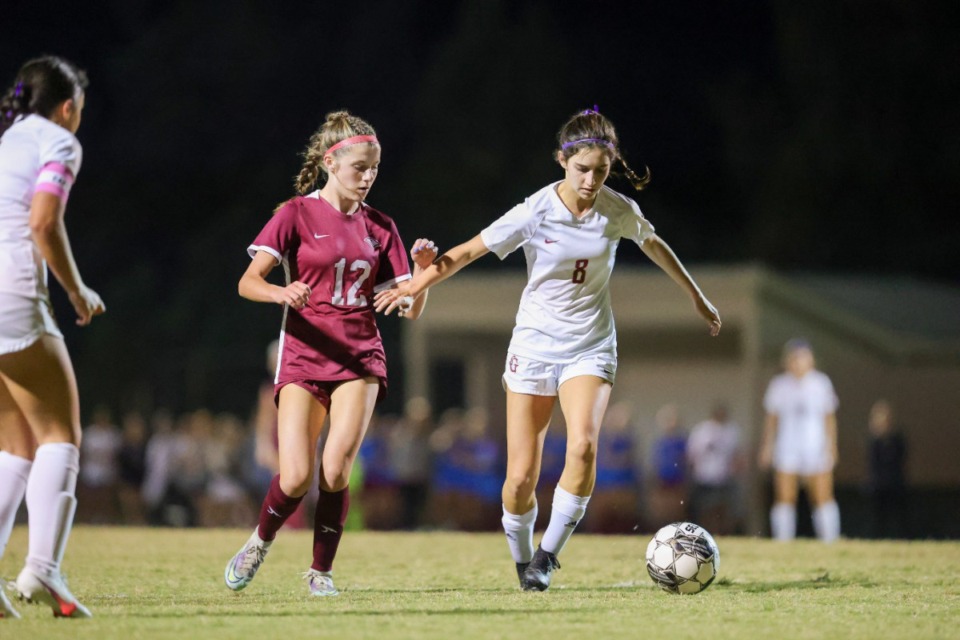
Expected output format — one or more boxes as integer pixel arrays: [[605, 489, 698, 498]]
[[332, 258, 372, 305]]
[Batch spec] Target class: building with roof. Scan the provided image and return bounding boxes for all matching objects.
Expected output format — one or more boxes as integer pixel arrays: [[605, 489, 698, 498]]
[[401, 265, 960, 536]]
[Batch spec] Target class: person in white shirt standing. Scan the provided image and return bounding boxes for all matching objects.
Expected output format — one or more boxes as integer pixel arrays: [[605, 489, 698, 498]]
[[758, 339, 840, 542], [376, 107, 721, 590], [0, 56, 103, 619], [687, 403, 744, 534]]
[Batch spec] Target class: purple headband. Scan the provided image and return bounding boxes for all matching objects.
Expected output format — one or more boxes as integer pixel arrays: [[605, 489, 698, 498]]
[[561, 105, 613, 150], [561, 137, 614, 151], [13, 82, 23, 98]]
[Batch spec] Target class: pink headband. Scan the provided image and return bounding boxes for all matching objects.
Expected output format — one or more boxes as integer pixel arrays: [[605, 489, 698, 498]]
[[324, 135, 380, 158]]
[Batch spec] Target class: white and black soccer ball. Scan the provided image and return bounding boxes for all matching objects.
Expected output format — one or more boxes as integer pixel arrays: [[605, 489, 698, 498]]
[[645, 521, 720, 594]]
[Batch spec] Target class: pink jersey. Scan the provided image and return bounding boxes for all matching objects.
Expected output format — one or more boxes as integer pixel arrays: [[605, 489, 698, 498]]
[[247, 192, 411, 396]]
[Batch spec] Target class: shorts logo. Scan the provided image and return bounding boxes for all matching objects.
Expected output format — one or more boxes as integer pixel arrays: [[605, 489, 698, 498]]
[[364, 236, 381, 249], [509, 354, 519, 373]]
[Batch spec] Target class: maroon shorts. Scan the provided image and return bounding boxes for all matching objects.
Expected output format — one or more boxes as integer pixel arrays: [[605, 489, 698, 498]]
[[275, 377, 387, 411]]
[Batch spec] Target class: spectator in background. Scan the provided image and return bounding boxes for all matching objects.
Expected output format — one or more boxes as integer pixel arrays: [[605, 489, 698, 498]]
[[117, 410, 148, 525], [389, 396, 434, 530], [429, 407, 502, 530], [759, 339, 840, 542], [586, 401, 641, 533], [199, 413, 256, 527], [866, 400, 908, 538], [649, 404, 688, 526], [687, 403, 744, 535], [358, 413, 400, 529], [77, 405, 121, 523]]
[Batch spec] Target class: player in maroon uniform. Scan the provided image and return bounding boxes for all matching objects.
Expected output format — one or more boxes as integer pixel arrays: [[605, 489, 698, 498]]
[[224, 111, 436, 597]]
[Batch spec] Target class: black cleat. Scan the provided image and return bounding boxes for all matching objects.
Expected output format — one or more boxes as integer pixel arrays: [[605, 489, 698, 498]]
[[520, 546, 560, 591], [516, 562, 530, 586]]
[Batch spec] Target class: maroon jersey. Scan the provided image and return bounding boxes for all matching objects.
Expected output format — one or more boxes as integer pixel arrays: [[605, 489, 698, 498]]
[[247, 193, 411, 395]]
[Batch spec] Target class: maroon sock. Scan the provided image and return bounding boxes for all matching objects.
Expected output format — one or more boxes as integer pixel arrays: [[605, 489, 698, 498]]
[[257, 475, 305, 542], [311, 487, 350, 571]]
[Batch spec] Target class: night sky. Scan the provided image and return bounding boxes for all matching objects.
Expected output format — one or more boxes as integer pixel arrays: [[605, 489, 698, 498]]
[[4, 0, 958, 416]]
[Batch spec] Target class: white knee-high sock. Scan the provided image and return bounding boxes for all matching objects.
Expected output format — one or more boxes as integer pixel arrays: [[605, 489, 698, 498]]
[[813, 501, 841, 543], [540, 486, 590, 556], [502, 504, 537, 564], [26, 443, 79, 575], [0, 452, 32, 560], [770, 502, 796, 541]]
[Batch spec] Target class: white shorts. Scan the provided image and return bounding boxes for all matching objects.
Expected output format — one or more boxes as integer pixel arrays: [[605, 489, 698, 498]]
[[502, 352, 616, 396], [0, 293, 62, 355], [773, 445, 833, 476]]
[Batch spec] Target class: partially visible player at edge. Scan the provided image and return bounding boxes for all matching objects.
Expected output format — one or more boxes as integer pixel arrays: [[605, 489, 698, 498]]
[[0, 56, 103, 619], [376, 107, 721, 591], [224, 111, 437, 597]]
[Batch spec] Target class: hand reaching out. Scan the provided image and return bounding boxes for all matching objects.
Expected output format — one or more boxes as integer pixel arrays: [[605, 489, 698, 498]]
[[374, 281, 414, 316], [411, 238, 438, 270], [694, 292, 722, 337]]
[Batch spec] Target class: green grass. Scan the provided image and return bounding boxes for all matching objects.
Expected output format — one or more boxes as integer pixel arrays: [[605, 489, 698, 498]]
[[2, 527, 958, 639]]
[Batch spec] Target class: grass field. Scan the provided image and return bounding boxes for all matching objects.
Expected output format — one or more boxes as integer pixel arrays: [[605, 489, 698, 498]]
[[1, 526, 958, 639]]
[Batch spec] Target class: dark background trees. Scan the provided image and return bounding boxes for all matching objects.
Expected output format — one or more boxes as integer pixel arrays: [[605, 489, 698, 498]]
[[3, 0, 957, 415]]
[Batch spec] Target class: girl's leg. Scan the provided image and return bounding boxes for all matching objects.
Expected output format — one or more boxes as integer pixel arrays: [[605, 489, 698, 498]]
[[310, 377, 378, 582], [501, 389, 554, 568], [770, 471, 799, 540], [225, 383, 326, 592], [0, 336, 89, 616], [540, 375, 611, 555], [259, 384, 327, 540], [0, 379, 35, 562], [805, 471, 840, 542]]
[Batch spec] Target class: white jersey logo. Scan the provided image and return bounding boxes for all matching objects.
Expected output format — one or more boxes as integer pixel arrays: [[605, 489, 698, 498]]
[[314, 233, 330, 239]]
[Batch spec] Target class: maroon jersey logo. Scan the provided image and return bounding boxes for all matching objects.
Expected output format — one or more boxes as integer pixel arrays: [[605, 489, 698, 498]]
[[509, 354, 519, 373]]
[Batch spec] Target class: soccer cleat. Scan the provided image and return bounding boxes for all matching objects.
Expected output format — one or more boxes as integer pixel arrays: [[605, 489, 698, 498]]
[[303, 569, 339, 597], [515, 562, 530, 587], [224, 530, 271, 591], [1, 579, 21, 619], [520, 546, 560, 592], [15, 566, 92, 618]]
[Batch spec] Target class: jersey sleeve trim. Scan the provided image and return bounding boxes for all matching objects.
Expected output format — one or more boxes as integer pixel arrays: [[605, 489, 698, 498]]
[[35, 161, 75, 201], [247, 244, 282, 264], [372, 273, 412, 293]]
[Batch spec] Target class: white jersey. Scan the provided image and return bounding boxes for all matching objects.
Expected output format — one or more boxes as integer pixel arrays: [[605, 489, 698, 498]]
[[480, 182, 654, 362], [0, 114, 82, 300], [763, 370, 838, 463], [687, 419, 741, 486]]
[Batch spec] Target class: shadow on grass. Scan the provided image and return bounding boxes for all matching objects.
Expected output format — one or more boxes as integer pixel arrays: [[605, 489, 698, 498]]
[[714, 573, 879, 593]]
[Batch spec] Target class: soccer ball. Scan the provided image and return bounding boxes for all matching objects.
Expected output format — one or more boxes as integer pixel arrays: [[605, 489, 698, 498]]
[[645, 521, 720, 594]]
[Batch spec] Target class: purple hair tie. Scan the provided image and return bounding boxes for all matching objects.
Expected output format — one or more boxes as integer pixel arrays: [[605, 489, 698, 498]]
[[561, 137, 614, 150], [13, 82, 23, 98], [580, 104, 600, 116]]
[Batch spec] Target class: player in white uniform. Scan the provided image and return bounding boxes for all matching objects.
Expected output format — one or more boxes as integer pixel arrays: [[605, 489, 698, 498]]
[[376, 108, 721, 590], [758, 339, 840, 542], [0, 56, 103, 619]]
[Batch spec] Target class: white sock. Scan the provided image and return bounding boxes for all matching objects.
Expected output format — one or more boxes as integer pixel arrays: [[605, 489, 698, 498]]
[[540, 486, 590, 556], [0, 452, 32, 560], [502, 504, 537, 564], [813, 501, 841, 543], [25, 443, 79, 575], [770, 502, 796, 541]]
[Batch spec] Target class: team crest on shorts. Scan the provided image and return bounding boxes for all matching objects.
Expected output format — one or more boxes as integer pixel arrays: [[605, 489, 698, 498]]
[[364, 236, 381, 249], [509, 354, 519, 373]]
